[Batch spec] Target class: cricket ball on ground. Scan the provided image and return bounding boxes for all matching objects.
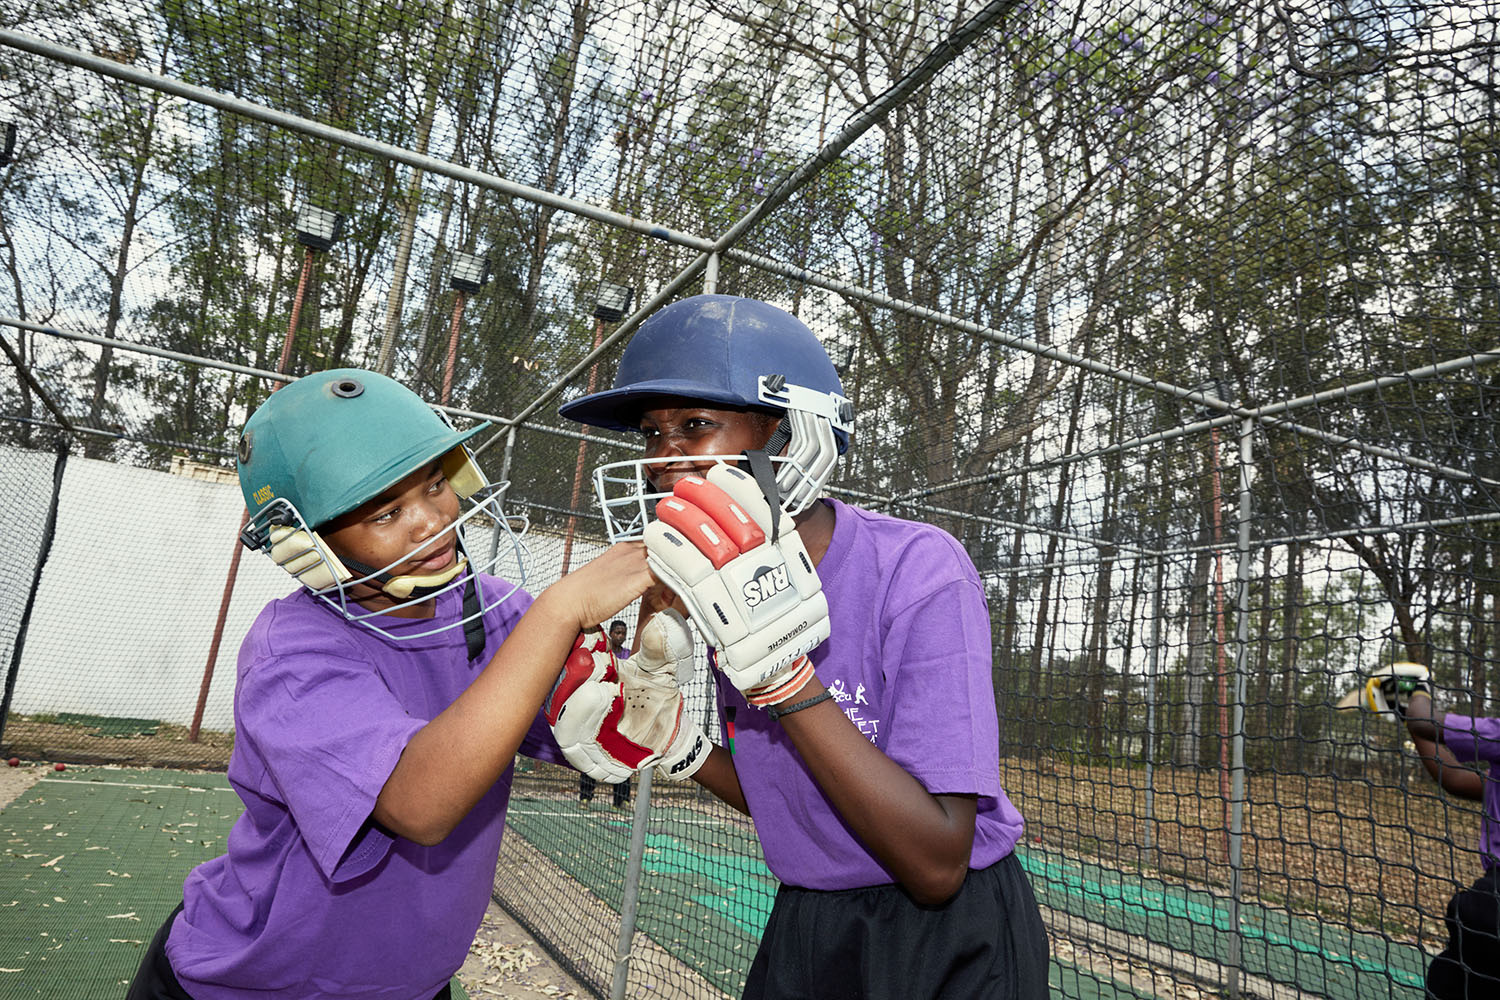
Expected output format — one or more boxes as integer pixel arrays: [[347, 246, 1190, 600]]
[[6, 757, 18, 767], [53, 762, 66, 772]]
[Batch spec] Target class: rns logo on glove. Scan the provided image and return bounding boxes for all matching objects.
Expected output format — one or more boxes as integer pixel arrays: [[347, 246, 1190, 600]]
[[743, 565, 792, 608]]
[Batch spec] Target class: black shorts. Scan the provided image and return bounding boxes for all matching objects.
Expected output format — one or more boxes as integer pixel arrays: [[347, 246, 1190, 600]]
[[126, 901, 455, 1000], [1427, 866, 1500, 1000], [742, 852, 1049, 1000], [126, 904, 194, 1000]]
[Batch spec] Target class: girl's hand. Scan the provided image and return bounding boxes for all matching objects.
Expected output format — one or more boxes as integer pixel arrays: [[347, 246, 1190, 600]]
[[543, 542, 655, 631], [633, 582, 687, 653], [641, 580, 685, 618]]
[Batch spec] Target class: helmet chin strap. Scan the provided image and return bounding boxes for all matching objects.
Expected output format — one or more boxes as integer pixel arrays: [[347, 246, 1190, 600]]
[[739, 412, 797, 541], [740, 448, 784, 542], [340, 543, 487, 661], [762, 415, 793, 460]]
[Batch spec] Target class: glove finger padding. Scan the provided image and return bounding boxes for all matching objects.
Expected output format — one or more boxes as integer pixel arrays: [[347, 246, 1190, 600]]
[[617, 610, 709, 780], [1364, 661, 1432, 721], [544, 629, 650, 783], [643, 464, 829, 706]]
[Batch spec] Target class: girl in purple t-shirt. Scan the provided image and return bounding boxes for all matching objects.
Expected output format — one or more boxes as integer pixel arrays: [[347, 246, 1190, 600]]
[[126, 369, 674, 1000], [1386, 672, 1500, 998], [561, 295, 1049, 1000]]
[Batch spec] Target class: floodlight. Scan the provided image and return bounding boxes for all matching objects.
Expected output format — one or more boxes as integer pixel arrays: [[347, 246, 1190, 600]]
[[1191, 378, 1228, 420], [592, 281, 634, 322], [294, 204, 345, 252], [450, 252, 491, 293]]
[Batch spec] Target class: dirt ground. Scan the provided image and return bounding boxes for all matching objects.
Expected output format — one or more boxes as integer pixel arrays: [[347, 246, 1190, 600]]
[[0, 759, 591, 999], [1002, 756, 1481, 948], [456, 905, 591, 1000]]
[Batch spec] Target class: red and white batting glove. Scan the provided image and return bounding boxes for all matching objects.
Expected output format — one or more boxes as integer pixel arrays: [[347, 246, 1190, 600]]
[[618, 610, 708, 781], [543, 624, 707, 783], [643, 464, 829, 707]]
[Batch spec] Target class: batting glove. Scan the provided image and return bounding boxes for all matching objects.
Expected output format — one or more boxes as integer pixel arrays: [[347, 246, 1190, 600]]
[[543, 623, 707, 783], [643, 464, 829, 707], [617, 610, 709, 781], [1365, 662, 1432, 722]]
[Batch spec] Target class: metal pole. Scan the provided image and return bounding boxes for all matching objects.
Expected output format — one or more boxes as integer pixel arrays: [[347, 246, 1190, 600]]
[[441, 290, 468, 406], [611, 765, 655, 1000], [2, 319, 639, 455], [0, 31, 717, 256], [190, 518, 245, 742], [191, 251, 312, 741], [498, 426, 517, 495], [0, 331, 76, 433], [484, 426, 519, 570], [10, 24, 1494, 480], [730, 241, 1500, 447], [0, 439, 67, 750], [1210, 423, 1232, 862], [559, 317, 606, 575], [473, 254, 712, 458], [710, 0, 1022, 255], [1143, 555, 1165, 861], [278, 248, 314, 377], [703, 252, 719, 294], [1225, 417, 1256, 1000]]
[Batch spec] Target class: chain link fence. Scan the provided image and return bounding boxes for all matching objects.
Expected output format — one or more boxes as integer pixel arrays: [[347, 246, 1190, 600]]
[[3, 0, 1498, 997]]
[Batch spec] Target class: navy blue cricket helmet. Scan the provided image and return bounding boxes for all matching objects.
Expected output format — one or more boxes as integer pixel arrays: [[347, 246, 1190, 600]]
[[560, 294, 854, 524]]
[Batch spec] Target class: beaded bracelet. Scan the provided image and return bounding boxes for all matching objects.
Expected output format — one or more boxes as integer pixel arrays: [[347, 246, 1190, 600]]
[[766, 690, 834, 722]]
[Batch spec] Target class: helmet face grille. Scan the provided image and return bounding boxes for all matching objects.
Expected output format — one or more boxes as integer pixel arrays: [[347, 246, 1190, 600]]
[[242, 484, 532, 641], [591, 453, 832, 543]]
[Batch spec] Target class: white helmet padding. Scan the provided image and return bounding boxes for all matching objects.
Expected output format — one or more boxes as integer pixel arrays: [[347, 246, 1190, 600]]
[[757, 376, 852, 517]]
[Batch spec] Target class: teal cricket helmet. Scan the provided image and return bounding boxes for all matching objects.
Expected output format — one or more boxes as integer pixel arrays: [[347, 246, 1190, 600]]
[[234, 368, 529, 649], [236, 368, 486, 529]]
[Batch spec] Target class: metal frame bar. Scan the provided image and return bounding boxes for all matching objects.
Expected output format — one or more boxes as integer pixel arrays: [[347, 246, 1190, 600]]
[[1, 317, 636, 450], [11, 316, 1493, 560], [0, 31, 717, 254]]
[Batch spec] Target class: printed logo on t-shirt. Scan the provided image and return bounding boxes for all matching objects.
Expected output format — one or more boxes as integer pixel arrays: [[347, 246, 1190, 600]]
[[827, 678, 879, 743]]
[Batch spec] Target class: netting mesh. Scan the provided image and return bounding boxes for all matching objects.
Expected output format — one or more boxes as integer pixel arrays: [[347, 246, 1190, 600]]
[[3, 0, 1499, 997], [0, 442, 64, 748]]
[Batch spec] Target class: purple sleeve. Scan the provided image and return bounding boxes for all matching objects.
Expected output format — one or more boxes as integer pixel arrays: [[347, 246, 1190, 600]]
[[238, 651, 425, 882], [880, 573, 1002, 799], [519, 709, 567, 766], [1440, 714, 1500, 764]]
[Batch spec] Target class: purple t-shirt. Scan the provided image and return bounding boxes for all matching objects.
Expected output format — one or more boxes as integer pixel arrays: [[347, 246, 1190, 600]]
[[717, 498, 1025, 889], [1441, 713, 1500, 869], [169, 575, 562, 1000]]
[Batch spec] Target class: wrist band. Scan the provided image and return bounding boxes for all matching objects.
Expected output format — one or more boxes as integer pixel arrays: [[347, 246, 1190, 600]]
[[767, 690, 834, 722], [746, 657, 817, 708]]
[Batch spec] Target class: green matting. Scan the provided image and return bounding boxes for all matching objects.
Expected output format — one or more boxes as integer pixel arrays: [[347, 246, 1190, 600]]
[[504, 797, 1156, 999], [0, 767, 470, 999], [51, 714, 161, 738], [1023, 848, 1429, 1000]]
